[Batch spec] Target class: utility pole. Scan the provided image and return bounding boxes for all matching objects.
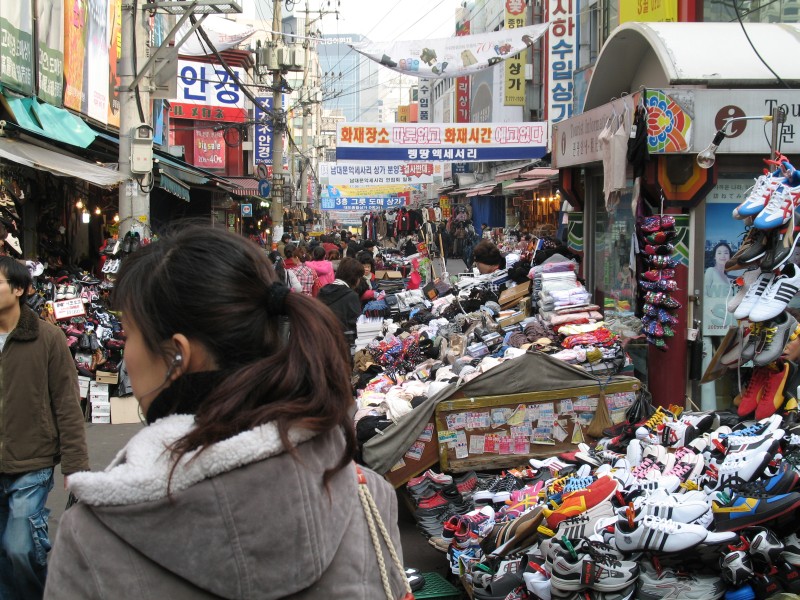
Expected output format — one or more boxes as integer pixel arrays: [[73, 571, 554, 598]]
[[118, 2, 151, 238], [299, 3, 311, 207], [270, 0, 285, 240]]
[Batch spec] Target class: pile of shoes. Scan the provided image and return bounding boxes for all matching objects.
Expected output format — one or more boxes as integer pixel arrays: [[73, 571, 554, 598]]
[[637, 215, 680, 350], [415, 408, 800, 599]]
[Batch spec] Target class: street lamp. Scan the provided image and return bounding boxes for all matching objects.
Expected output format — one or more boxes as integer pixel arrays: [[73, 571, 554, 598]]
[[696, 114, 774, 169]]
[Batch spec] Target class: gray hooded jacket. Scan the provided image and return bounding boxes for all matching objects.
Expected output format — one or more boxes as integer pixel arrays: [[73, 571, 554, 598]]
[[44, 415, 406, 599]]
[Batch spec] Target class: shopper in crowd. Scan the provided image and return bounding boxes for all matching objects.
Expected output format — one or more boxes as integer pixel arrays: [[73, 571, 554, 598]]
[[473, 239, 507, 274], [44, 227, 406, 599], [0, 256, 89, 600], [328, 249, 342, 272], [347, 234, 364, 258], [321, 235, 339, 257], [307, 245, 336, 287], [363, 239, 378, 257], [268, 250, 302, 293], [355, 250, 379, 303], [284, 244, 316, 296], [407, 257, 422, 290], [317, 257, 364, 345], [277, 233, 291, 258], [481, 222, 492, 240]]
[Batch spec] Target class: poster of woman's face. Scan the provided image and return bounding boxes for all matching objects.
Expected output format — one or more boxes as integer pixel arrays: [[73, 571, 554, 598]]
[[703, 190, 748, 336]]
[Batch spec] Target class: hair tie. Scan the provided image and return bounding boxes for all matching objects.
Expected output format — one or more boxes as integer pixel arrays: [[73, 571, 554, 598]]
[[266, 282, 290, 315]]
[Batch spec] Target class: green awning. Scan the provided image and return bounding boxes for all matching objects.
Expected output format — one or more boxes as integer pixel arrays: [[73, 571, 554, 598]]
[[1, 93, 96, 148], [158, 172, 192, 202]]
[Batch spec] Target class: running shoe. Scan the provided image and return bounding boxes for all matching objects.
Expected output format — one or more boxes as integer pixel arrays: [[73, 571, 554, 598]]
[[636, 558, 725, 600], [712, 491, 800, 531], [550, 542, 640, 592]]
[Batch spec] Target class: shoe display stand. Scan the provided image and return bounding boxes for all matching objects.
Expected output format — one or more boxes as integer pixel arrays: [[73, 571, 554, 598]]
[[435, 379, 640, 473]]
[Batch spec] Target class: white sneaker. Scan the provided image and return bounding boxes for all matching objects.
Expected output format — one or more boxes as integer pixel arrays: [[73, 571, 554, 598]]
[[749, 262, 800, 322], [660, 455, 706, 492], [550, 544, 640, 592], [636, 558, 726, 600], [733, 271, 774, 320], [615, 514, 709, 553], [727, 268, 762, 314], [704, 450, 771, 494], [753, 183, 800, 229], [617, 490, 711, 525], [733, 172, 783, 220], [626, 439, 643, 467]]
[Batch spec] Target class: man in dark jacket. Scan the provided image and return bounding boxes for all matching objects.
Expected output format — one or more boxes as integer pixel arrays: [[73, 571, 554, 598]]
[[0, 257, 88, 599], [317, 257, 363, 346]]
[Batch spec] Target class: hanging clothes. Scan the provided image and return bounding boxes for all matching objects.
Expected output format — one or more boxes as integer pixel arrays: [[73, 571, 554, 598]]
[[628, 101, 650, 179]]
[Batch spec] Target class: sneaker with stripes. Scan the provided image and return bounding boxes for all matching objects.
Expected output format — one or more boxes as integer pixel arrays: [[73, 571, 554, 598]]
[[614, 513, 709, 553], [748, 263, 800, 322]]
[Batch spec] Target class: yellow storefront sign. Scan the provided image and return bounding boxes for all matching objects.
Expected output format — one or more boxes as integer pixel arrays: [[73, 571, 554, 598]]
[[619, 0, 677, 23]]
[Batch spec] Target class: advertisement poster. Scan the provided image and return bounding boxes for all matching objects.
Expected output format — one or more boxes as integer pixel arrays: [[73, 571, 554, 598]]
[[107, 0, 122, 127], [193, 129, 226, 170], [0, 1, 34, 95], [86, 0, 109, 124], [703, 179, 749, 336], [36, 0, 64, 106], [350, 23, 548, 80], [63, 0, 87, 112], [504, 0, 526, 107], [336, 122, 547, 162], [319, 162, 443, 185]]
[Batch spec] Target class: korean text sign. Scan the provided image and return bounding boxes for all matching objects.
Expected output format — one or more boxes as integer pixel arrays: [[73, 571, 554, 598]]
[[170, 59, 246, 122], [335, 122, 548, 162], [320, 196, 407, 210], [504, 0, 526, 107], [546, 0, 576, 146]]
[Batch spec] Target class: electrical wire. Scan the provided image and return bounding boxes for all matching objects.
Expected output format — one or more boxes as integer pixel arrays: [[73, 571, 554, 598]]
[[732, 0, 792, 89]]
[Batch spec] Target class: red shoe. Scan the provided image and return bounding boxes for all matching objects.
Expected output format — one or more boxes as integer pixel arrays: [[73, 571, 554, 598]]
[[542, 476, 618, 529], [755, 361, 791, 420], [737, 367, 772, 417]]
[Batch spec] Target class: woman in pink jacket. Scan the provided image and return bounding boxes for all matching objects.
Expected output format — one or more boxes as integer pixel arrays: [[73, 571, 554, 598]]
[[306, 245, 335, 286]]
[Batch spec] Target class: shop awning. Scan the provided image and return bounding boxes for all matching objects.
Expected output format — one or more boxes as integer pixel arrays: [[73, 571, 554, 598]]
[[1, 93, 96, 148], [0, 136, 126, 188], [153, 156, 212, 202], [503, 178, 548, 192], [465, 184, 498, 197], [521, 168, 558, 179], [224, 176, 261, 196]]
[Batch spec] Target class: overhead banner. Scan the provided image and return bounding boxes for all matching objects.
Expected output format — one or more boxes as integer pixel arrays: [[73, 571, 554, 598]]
[[321, 196, 407, 210], [336, 122, 548, 162], [36, 0, 63, 106], [319, 162, 443, 185], [324, 184, 418, 197], [0, 1, 34, 95], [350, 23, 550, 80], [178, 14, 255, 55], [504, 0, 526, 107]]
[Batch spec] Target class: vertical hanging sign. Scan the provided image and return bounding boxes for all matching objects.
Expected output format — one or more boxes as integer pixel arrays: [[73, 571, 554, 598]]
[[455, 18, 470, 123], [63, 0, 87, 112], [504, 0, 526, 107], [418, 79, 431, 123], [108, 0, 123, 127], [0, 1, 34, 95], [36, 0, 63, 106], [546, 0, 576, 147]]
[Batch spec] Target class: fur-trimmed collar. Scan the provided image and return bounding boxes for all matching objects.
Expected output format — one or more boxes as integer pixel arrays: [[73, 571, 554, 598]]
[[68, 414, 317, 506], [9, 305, 39, 342]]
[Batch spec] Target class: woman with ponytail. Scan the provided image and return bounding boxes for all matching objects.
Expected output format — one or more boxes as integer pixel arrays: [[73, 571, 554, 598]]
[[44, 226, 408, 599]]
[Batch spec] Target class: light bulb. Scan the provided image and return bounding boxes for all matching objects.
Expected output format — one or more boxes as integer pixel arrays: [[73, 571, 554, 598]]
[[696, 130, 727, 169], [81, 210, 90, 224], [113, 214, 120, 223], [94, 207, 101, 215], [75, 200, 84, 209]]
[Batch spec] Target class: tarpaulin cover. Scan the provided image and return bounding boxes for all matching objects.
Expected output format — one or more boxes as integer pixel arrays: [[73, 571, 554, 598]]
[[362, 351, 638, 474]]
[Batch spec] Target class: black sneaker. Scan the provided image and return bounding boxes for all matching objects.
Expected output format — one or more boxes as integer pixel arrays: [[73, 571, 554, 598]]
[[775, 559, 800, 594], [749, 570, 785, 599], [726, 228, 768, 271], [762, 224, 800, 271]]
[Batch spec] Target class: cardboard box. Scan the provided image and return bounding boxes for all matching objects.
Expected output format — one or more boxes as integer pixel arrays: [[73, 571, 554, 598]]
[[88, 381, 109, 403], [498, 280, 531, 308], [95, 370, 119, 385], [91, 414, 111, 424], [386, 270, 403, 279], [110, 396, 141, 424], [77, 376, 91, 399]]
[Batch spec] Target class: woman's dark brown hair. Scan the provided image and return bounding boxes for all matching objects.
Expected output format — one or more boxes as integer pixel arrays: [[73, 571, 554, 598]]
[[113, 225, 355, 485], [473, 239, 503, 267], [335, 257, 364, 288]]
